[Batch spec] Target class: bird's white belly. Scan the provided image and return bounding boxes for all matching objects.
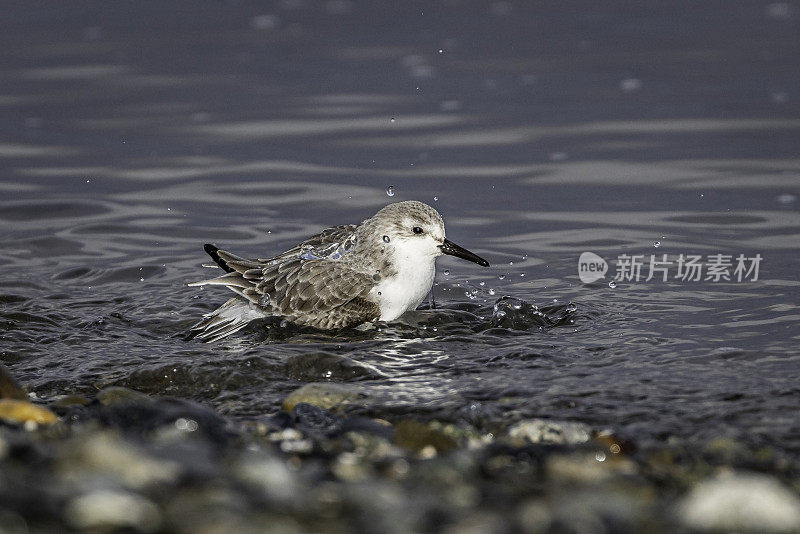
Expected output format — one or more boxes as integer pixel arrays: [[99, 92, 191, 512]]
[[373, 261, 435, 321]]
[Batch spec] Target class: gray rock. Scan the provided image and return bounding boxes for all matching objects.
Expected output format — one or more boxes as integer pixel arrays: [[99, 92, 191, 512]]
[[282, 382, 366, 412], [507, 419, 592, 445], [64, 489, 161, 532], [59, 430, 182, 489], [96, 386, 154, 406], [676, 471, 800, 533]]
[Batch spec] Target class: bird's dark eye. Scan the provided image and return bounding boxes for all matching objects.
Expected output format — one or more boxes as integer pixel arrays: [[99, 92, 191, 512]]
[[412, 226, 423, 234]]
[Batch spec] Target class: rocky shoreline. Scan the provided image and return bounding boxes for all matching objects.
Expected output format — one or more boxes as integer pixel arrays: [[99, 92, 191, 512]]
[[2, 363, 799, 534]]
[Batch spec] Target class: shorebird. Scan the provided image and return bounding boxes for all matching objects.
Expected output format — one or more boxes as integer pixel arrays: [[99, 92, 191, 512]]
[[189, 200, 490, 341]]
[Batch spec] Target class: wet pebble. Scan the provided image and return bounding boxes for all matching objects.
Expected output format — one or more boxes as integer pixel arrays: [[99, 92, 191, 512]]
[[64, 489, 162, 532], [0, 399, 58, 426], [282, 382, 367, 412], [235, 453, 299, 503], [393, 420, 462, 455], [59, 430, 182, 489], [96, 386, 154, 406], [506, 419, 592, 446], [0, 363, 28, 400], [545, 451, 638, 485], [676, 472, 800, 533]]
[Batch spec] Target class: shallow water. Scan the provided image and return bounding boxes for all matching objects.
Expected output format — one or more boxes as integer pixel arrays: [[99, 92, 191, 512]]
[[2, 0, 800, 483]]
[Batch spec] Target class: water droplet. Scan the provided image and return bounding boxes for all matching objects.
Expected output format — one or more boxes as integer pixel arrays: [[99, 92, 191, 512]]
[[258, 294, 271, 306], [509, 261, 514, 266], [700, 193, 704, 198], [520, 273, 525, 277], [439, 100, 462, 112], [376, 269, 380, 275], [608, 280, 617, 288], [433, 196, 438, 202], [498, 275, 505, 280], [771, 92, 788, 104], [438, 48, 443, 54], [654, 241, 660, 248], [377, 291, 381, 295], [139, 277, 144, 282], [479, 281, 485, 286], [444, 269, 450, 275], [488, 288, 496, 295], [595, 451, 607, 462], [386, 185, 395, 196], [251, 14, 279, 30], [553, 299, 558, 303], [766, 2, 792, 19], [619, 78, 642, 92], [383, 235, 390, 243], [390, 117, 396, 123]]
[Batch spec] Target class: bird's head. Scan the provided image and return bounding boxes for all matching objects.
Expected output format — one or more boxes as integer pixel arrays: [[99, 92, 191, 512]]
[[366, 201, 489, 267]]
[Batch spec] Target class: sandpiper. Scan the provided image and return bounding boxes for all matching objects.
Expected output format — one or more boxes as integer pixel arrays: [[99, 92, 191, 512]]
[[189, 200, 490, 341]]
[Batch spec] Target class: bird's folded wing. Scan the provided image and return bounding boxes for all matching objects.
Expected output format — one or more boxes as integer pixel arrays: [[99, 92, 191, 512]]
[[258, 259, 375, 315], [191, 245, 379, 328]]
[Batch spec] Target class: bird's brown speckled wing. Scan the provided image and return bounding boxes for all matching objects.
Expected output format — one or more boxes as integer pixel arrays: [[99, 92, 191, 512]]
[[254, 259, 379, 327], [194, 246, 379, 330]]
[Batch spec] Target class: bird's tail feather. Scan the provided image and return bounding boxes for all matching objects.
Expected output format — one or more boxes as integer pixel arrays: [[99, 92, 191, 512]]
[[189, 297, 266, 342]]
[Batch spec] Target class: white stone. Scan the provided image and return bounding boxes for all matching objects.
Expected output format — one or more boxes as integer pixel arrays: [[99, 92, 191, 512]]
[[507, 419, 591, 445], [677, 471, 800, 533], [65, 490, 161, 531]]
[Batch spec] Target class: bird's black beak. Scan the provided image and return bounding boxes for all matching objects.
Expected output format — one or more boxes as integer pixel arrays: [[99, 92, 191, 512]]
[[439, 239, 490, 267]]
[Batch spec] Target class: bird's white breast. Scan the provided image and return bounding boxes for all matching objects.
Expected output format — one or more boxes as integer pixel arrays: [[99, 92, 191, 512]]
[[372, 256, 436, 321]]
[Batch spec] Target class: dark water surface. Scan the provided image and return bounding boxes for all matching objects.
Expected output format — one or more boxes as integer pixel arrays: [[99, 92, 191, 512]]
[[1, 1, 800, 530]]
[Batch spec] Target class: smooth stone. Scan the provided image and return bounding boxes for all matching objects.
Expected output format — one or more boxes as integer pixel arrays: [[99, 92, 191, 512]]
[[61, 431, 182, 489], [518, 486, 655, 534], [292, 402, 343, 437], [346, 431, 403, 461], [676, 471, 800, 533], [393, 420, 460, 454], [0, 399, 58, 425], [281, 382, 365, 412], [0, 363, 27, 400], [442, 510, 511, 534], [64, 489, 161, 532], [545, 452, 638, 485], [235, 453, 299, 503], [332, 451, 373, 482], [52, 394, 91, 408], [506, 419, 591, 446], [96, 386, 154, 406]]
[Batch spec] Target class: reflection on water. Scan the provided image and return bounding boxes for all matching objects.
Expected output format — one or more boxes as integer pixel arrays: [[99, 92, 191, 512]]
[[1, 0, 799, 463]]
